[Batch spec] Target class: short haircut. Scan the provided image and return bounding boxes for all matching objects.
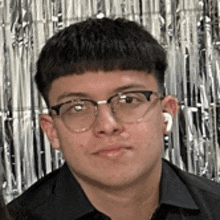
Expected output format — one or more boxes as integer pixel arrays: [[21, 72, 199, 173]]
[[35, 17, 167, 106]]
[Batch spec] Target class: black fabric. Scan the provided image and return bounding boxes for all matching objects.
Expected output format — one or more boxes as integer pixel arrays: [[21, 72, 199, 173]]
[[0, 190, 12, 220], [7, 159, 220, 220]]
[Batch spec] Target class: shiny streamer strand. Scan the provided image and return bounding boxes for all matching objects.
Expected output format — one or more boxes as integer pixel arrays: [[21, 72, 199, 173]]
[[0, 0, 220, 203]]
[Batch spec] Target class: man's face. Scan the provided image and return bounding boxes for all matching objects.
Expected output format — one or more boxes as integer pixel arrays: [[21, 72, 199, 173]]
[[41, 70, 177, 189]]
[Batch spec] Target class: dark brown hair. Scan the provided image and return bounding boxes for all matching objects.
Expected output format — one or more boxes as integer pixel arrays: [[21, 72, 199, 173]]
[[35, 17, 167, 106]]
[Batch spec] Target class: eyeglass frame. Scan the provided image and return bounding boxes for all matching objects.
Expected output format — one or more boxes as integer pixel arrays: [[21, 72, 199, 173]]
[[49, 90, 163, 132]]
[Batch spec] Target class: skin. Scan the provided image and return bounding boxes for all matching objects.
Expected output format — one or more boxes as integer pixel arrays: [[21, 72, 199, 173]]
[[41, 70, 179, 220]]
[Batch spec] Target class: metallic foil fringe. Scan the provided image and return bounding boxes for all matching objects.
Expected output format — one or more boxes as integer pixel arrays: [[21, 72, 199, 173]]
[[0, 0, 220, 203]]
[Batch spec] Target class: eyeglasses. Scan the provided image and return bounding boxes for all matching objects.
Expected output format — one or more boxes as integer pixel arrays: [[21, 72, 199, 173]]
[[50, 90, 162, 132]]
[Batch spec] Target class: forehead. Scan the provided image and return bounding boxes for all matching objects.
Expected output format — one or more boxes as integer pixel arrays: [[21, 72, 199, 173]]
[[48, 70, 158, 105]]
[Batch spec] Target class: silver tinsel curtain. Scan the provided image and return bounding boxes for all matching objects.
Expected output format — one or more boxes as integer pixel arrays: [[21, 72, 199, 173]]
[[0, 0, 220, 203]]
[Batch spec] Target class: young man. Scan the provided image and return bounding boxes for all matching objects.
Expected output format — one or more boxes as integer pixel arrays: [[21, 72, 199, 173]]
[[8, 17, 220, 220]]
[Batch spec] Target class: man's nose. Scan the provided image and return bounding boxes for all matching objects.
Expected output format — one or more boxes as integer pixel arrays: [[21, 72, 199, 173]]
[[93, 105, 124, 137]]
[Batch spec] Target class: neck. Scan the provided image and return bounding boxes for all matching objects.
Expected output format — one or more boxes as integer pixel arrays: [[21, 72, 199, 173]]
[[74, 161, 162, 220]]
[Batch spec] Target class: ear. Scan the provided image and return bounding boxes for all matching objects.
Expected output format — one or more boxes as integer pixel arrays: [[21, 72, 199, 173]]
[[161, 95, 179, 135], [40, 114, 61, 150]]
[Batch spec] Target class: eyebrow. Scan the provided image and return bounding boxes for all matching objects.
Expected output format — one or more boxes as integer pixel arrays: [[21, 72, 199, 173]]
[[57, 92, 91, 102], [112, 84, 147, 93], [56, 83, 147, 102]]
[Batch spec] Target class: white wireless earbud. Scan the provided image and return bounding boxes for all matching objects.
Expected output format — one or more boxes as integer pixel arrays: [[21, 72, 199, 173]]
[[163, 113, 173, 132]]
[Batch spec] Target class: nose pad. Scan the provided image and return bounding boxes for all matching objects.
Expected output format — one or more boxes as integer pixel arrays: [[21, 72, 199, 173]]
[[93, 105, 123, 136]]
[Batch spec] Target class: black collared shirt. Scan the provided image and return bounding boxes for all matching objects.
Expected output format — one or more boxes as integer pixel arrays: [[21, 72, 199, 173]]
[[8, 159, 220, 220]]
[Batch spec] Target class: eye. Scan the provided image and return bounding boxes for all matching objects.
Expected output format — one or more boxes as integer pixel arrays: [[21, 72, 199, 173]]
[[72, 104, 83, 112], [120, 96, 137, 103], [119, 93, 145, 104], [66, 104, 83, 113], [61, 101, 89, 115]]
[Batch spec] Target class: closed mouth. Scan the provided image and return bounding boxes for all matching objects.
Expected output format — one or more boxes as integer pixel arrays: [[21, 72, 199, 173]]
[[93, 146, 133, 159]]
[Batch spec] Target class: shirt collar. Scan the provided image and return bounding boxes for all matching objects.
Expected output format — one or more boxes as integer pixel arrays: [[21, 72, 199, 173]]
[[53, 160, 199, 219], [53, 163, 96, 219], [160, 159, 199, 210]]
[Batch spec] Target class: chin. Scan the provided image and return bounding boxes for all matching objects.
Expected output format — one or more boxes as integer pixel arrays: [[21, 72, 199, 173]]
[[75, 168, 150, 191]]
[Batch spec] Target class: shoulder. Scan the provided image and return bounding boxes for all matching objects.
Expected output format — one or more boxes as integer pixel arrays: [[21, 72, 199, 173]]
[[7, 166, 63, 218], [161, 160, 220, 219], [7, 164, 95, 220], [163, 159, 220, 216], [167, 160, 220, 197]]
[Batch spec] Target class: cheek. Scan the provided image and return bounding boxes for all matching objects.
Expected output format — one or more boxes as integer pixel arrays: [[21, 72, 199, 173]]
[[57, 134, 92, 173], [126, 112, 164, 150], [130, 122, 163, 145], [136, 110, 164, 133], [54, 124, 91, 158]]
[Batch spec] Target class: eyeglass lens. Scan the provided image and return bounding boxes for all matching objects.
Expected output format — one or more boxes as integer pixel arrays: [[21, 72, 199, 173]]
[[57, 91, 158, 132]]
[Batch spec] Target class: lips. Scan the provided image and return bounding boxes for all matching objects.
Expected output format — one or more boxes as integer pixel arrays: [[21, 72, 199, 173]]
[[93, 146, 132, 159]]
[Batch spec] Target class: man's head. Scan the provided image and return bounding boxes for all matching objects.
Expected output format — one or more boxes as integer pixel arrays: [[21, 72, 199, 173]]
[[35, 17, 167, 106], [38, 17, 178, 191]]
